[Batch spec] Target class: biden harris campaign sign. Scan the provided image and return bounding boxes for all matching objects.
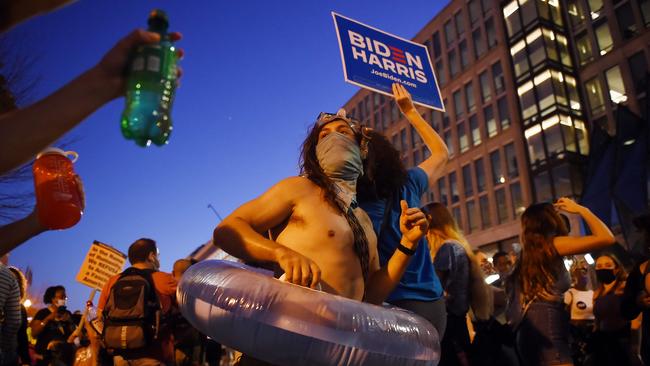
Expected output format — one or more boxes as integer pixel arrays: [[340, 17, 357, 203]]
[[332, 12, 445, 111]]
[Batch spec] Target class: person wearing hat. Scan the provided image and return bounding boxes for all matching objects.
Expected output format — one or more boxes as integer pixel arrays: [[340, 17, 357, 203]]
[[621, 212, 650, 364]]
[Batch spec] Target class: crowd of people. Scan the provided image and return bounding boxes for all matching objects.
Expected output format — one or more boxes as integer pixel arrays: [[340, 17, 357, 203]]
[[0, 1, 648, 366]]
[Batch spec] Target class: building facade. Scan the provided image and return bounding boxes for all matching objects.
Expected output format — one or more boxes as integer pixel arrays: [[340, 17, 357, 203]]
[[341, 0, 650, 254]]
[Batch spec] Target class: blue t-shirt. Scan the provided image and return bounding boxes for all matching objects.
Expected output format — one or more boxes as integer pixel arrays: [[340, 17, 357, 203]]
[[434, 240, 470, 316], [359, 167, 443, 302]]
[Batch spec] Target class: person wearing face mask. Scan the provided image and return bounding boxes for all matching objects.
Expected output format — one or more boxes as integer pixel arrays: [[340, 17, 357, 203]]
[[588, 254, 642, 366], [213, 87, 430, 366], [30, 285, 75, 366], [97, 238, 178, 366]]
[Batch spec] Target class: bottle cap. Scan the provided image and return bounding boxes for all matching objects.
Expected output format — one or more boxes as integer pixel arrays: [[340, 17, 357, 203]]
[[148, 9, 169, 33], [36, 147, 78, 163]]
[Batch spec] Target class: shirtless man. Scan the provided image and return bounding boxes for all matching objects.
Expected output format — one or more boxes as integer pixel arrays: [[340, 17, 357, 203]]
[[213, 111, 428, 305]]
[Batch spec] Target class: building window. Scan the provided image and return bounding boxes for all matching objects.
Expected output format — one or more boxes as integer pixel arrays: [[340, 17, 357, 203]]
[[458, 121, 469, 153], [510, 182, 525, 217], [479, 195, 491, 228], [525, 124, 545, 166], [492, 62, 505, 94], [534, 170, 553, 202], [450, 172, 460, 203], [585, 77, 606, 115], [576, 33, 594, 65], [480, 71, 492, 103], [605, 66, 628, 104], [616, 3, 637, 39], [433, 32, 441, 57], [628, 52, 648, 94], [466, 82, 476, 113], [553, 163, 574, 198], [449, 49, 459, 77], [455, 12, 465, 37], [460, 40, 470, 69], [460, 165, 472, 198], [438, 178, 448, 205], [411, 125, 422, 148], [498, 97, 511, 130], [568, 0, 586, 28], [454, 90, 464, 118], [475, 158, 486, 192], [504, 1, 522, 36], [504, 142, 518, 178], [467, 200, 479, 232], [445, 20, 455, 45], [490, 149, 504, 185], [486, 17, 497, 47], [413, 149, 422, 166], [518, 80, 538, 120], [470, 115, 481, 146], [511, 39, 529, 77], [452, 206, 462, 229], [595, 22, 613, 55], [588, 0, 604, 20], [443, 99, 450, 128], [485, 105, 497, 138], [400, 128, 408, 151], [520, 0, 538, 27], [445, 130, 455, 157], [575, 118, 589, 155], [495, 188, 508, 223], [473, 28, 486, 58], [641, 0, 650, 26], [436, 59, 446, 86], [469, 0, 481, 24]]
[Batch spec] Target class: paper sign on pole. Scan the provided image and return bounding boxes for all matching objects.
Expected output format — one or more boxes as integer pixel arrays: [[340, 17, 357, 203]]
[[332, 12, 445, 111], [76, 240, 127, 290]]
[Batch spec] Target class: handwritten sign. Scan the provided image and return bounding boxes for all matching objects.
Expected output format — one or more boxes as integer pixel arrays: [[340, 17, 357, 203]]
[[76, 240, 127, 290]]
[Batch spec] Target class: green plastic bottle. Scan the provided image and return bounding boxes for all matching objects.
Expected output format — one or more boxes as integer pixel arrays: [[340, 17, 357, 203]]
[[121, 9, 177, 147]]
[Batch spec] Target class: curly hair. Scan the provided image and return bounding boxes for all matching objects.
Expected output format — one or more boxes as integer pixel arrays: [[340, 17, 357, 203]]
[[299, 122, 370, 283], [357, 130, 407, 202], [516, 203, 569, 302], [43, 285, 65, 305]]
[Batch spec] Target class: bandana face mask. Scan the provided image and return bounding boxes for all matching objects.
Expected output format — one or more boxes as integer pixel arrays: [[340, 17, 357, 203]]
[[316, 131, 363, 181]]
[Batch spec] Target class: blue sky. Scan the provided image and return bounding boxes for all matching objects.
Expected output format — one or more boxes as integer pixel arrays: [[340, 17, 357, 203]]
[[4, 1, 446, 311]]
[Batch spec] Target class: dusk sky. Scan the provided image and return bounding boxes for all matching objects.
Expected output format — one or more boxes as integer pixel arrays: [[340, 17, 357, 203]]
[[4, 1, 447, 311]]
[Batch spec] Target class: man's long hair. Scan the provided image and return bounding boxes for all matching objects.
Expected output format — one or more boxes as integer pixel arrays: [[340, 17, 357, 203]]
[[299, 123, 370, 283], [357, 130, 407, 202], [516, 203, 569, 302]]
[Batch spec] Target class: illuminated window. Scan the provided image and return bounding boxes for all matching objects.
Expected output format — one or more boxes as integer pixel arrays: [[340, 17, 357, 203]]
[[588, 0, 604, 20], [466, 82, 476, 113], [498, 97, 511, 130], [585, 77, 605, 115], [485, 105, 498, 137], [491, 150, 504, 185], [450, 172, 460, 203], [595, 23, 613, 55], [511, 39, 529, 77], [575, 119, 589, 155], [525, 124, 545, 165], [470, 115, 481, 146], [576, 33, 593, 65], [493, 62, 505, 94], [518, 80, 538, 119], [605, 66, 627, 104], [504, 1, 522, 36], [458, 121, 469, 153], [568, 0, 585, 27], [476, 158, 486, 192]]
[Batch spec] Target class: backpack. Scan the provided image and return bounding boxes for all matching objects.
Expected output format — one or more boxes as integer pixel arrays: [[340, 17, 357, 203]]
[[102, 267, 161, 355]]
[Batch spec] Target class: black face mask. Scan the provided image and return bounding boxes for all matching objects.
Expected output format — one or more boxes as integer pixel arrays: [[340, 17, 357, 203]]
[[596, 269, 616, 284]]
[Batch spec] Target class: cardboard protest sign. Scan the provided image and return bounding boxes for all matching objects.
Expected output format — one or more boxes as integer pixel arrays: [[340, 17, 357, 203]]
[[76, 240, 127, 290], [332, 12, 445, 111]]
